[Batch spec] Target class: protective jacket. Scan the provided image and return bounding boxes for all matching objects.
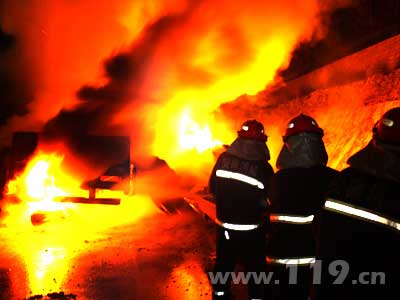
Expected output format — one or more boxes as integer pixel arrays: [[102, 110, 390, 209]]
[[267, 165, 338, 263], [315, 140, 400, 299], [268, 131, 337, 262], [209, 137, 274, 225]]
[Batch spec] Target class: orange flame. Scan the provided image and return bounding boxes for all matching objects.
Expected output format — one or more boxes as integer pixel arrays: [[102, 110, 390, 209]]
[[6, 153, 83, 216], [3, 0, 328, 178], [178, 110, 222, 153], [149, 31, 309, 174], [0, 1, 356, 296], [3, 150, 160, 296], [10, 154, 67, 200]]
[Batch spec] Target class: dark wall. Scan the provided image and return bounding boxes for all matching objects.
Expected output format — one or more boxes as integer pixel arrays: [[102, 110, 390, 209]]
[[281, 0, 400, 81]]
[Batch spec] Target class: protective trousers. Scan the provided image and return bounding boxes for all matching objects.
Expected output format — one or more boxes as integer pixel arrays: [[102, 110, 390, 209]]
[[212, 226, 266, 300]]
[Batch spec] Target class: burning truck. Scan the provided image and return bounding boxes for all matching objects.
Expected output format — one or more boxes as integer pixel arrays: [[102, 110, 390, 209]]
[[1, 130, 190, 225], [5, 132, 134, 202]]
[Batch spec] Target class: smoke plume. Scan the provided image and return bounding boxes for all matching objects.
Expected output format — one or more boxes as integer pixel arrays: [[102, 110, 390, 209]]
[[1, 0, 351, 176]]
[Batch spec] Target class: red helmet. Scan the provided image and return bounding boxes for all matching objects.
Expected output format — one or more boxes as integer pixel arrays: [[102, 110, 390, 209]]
[[373, 107, 400, 145], [283, 114, 324, 139], [237, 119, 268, 142]]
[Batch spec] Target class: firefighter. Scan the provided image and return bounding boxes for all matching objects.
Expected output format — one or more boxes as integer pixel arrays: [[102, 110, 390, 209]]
[[209, 119, 274, 300], [315, 107, 400, 300], [267, 114, 338, 300]]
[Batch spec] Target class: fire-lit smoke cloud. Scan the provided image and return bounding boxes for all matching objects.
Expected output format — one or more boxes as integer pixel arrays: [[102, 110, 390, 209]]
[[1, 0, 349, 179], [0, 27, 32, 127], [0, 0, 135, 131]]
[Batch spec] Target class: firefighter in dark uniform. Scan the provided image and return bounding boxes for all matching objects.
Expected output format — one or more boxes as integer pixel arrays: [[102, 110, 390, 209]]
[[267, 114, 338, 300], [315, 107, 400, 300], [209, 119, 274, 300]]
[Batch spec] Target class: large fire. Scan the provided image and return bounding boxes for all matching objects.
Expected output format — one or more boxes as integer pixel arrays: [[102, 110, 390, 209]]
[[7, 153, 78, 210], [2, 0, 399, 298], [178, 110, 222, 153], [2, 151, 160, 297], [2, 0, 326, 177]]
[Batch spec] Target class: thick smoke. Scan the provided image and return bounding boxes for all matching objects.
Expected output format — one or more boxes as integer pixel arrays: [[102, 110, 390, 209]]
[[0, 27, 33, 128], [0, 0, 135, 136], [45, 11, 195, 136], [1, 0, 352, 174], [44, 0, 325, 163]]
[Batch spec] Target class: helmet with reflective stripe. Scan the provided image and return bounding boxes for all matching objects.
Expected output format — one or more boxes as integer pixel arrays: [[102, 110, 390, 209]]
[[373, 107, 400, 145], [237, 119, 267, 142], [283, 114, 323, 140]]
